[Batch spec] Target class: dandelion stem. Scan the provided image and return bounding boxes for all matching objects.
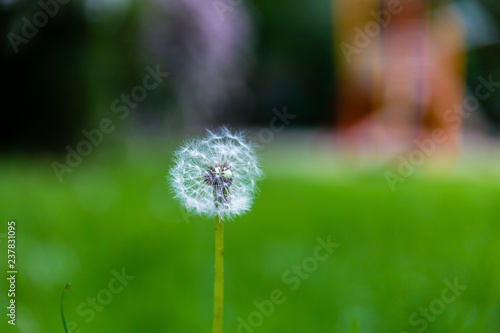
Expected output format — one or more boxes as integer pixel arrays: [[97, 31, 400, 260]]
[[212, 215, 224, 333]]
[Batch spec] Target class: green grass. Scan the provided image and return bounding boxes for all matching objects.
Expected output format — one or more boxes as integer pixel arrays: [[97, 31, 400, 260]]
[[1, 141, 499, 333]]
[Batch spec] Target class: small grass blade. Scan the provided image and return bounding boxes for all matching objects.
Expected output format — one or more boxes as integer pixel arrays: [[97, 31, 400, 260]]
[[61, 282, 71, 333]]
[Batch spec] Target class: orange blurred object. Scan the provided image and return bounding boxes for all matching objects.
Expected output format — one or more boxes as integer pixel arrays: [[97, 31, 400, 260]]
[[334, 0, 465, 165]]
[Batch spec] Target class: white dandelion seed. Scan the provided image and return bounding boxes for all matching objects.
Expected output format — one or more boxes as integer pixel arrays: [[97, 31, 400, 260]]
[[169, 127, 262, 220]]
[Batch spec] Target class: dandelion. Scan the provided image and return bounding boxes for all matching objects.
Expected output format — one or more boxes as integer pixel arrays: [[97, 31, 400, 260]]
[[168, 127, 262, 333]]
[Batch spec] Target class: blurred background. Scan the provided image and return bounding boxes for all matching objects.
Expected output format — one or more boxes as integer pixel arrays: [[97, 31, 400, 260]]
[[1, 0, 500, 332]]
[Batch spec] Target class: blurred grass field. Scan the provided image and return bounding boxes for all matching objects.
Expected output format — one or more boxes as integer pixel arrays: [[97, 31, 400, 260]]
[[1, 136, 500, 333]]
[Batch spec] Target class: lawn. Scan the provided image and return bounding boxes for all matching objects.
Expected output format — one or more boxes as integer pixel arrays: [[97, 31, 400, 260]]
[[1, 137, 499, 333]]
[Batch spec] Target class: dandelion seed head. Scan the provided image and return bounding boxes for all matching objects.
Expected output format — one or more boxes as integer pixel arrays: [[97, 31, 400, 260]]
[[169, 127, 262, 220]]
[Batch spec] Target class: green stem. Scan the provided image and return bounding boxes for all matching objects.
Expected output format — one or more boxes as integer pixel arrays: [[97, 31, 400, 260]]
[[61, 282, 71, 333], [212, 215, 224, 333]]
